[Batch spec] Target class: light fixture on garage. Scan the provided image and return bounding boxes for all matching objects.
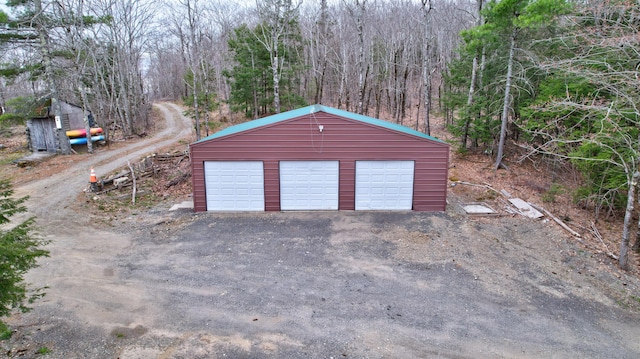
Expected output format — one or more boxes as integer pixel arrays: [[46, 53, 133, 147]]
[[309, 106, 325, 153]]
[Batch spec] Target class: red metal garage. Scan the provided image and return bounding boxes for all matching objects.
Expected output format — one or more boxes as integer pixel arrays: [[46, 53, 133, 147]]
[[190, 104, 449, 212]]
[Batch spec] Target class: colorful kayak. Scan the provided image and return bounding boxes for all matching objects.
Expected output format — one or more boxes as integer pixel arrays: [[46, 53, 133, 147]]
[[69, 135, 105, 145], [66, 127, 103, 138]]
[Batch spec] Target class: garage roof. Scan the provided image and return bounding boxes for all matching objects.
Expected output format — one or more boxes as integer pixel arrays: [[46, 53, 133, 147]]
[[195, 104, 445, 143]]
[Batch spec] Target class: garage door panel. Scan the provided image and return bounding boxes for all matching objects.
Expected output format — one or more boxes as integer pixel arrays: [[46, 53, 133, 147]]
[[280, 161, 339, 210], [356, 161, 414, 210], [204, 161, 264, 211]]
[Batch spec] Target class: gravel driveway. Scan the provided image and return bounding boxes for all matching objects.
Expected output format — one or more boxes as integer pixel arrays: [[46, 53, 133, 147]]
[[6, 208, 640, 358]]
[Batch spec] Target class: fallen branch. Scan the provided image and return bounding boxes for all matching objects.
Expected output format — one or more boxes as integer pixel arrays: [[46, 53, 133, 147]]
[[175, 155, 188, 166], [590, 222, 618, 260], [452, 181, 503, 196], [165, 172, 191, 188], [95, 186, 120, 195], [154, 151, 189, 161], [453, 180, 487, 189], [452, 181, 514, 201], [481, 182, 502, 196], [529, 202, 582, 240]]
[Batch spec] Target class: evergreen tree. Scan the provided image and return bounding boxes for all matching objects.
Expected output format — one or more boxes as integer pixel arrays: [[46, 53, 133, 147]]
[[0, 180, 49, 338], [519, 0, 640, 269], [446, 0, 570, 162], [225, 21, 305, 119], [225, 24, 273, 118], [183, 68, 219, 137]]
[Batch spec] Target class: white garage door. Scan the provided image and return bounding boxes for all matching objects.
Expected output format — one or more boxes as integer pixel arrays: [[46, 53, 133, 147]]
[[355, 161, 414, 210], [280, 161, 339, 210], [204, 161, 264, 211]]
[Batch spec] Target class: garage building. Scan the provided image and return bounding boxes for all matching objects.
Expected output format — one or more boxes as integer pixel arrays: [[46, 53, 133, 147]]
[[190, 104, 449, 212]]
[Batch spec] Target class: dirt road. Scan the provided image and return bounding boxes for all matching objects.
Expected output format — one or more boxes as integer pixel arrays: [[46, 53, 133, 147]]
[[3, 104, 640, 358], [3, 102, 193, 356], [13, 102, 193, 220]]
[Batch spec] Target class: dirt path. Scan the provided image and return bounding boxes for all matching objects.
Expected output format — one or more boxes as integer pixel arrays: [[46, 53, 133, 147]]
[[14, 102, 193, 221], [3, 102, 194, 356]]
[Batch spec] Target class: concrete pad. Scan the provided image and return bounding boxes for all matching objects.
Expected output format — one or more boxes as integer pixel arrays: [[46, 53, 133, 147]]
[[462, 203, 497, 215], [169, 200, 194, 211]]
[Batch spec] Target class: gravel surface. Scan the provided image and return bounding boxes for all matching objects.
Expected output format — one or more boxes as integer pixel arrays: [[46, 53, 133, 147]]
[[4, 208, 640, 358], [2, 103, 640, 358]]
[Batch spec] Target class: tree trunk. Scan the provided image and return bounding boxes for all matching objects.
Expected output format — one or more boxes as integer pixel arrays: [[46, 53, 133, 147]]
[[494, 27, 517, 170], [620, 170, 640, 270], [633, 136, 640, 254], [338, 46, 348, 110], [193, 72, 201, 139], [317, 0, 329, 105], [422, 0, 433, 135], [116, 54, 133, 136], [272, 46, 281, 113], [463, 0, 484, 150], [187, 0, 201, 139], [35, 0, 70, 155], [79, 86, 93, 154], [202, 60, 211, 137], [318, 64, 326, 104], [356, 0, 366, 115], [251, 52, 258, 119], [0, 76, 6, 114]]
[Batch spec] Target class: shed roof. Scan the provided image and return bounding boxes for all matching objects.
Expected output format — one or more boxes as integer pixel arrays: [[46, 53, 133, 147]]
[[195, 104, 445, 144]]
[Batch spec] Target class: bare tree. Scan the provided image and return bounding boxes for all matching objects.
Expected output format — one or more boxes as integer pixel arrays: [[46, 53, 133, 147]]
[[493, 26, 517, 170], [54, 0, 96, 153], [354, 0, 366, 114], [138, 0, 476, 127], [87, 0, 156, 136], [462, 0, 484, 149], [34, 0, 71, 154], [254, 0, 302, 114], [301, 0, 331, 105], [421, 0, 433, 135], [172, 0, 204, 140]]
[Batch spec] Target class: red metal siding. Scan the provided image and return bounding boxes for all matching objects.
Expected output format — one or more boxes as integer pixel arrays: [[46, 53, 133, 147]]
[[190, 112, 449, 212], [264, 161, 280, 211], [191, 157, 205, 211], [339, 161, 355, 210]]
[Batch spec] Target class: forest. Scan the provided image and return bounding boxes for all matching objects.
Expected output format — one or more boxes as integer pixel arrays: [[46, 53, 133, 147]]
[[0, 0, 639, 268]]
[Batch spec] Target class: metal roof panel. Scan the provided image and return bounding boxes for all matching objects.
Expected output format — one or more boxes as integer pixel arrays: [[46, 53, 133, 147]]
[[194, 104, 446, 144]]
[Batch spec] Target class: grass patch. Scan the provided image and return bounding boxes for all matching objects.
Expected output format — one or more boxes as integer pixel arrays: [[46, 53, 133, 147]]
[[0, 322, 12, 340], [0, 151, 27, 165], [37, 346, 51, 354]]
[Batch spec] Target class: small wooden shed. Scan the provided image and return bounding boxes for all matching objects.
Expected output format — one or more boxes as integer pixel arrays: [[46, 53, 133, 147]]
[[190, 104, 449, 212], [27, 101, 94, 152]]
